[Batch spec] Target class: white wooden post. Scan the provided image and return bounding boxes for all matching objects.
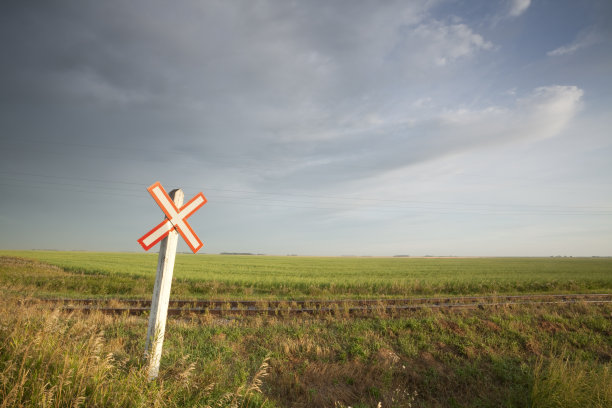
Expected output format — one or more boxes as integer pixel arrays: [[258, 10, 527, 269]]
[[144, 188, 184, 380]]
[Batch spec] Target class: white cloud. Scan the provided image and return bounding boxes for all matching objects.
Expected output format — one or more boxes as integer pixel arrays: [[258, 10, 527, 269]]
[[547, 29, 601, 56], [399, 20, 493, 67], [508, 0, 531, 17], [398, 85, 583, 154], [440, 85, 584, 147], [514, 85, 584, 139]]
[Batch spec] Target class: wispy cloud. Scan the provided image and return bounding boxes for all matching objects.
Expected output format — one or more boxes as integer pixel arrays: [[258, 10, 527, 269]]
[[406, 21, 493, 67], [547, 29, 601, 57], [254, 85, 584, 190], [508, 0, 531, 17]]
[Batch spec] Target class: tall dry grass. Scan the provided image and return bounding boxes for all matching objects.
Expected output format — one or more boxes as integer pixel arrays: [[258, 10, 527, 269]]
[[0, 297, 271, 407], [531, 352, 612, 408]]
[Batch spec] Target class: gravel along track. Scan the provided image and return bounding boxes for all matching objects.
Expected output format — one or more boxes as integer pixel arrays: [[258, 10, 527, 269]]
[[30, 293, 612, 317]]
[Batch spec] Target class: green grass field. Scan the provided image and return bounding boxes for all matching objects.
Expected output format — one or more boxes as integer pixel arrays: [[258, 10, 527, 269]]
[[1, 250, 611, 299], [1, 252, 611, 407]]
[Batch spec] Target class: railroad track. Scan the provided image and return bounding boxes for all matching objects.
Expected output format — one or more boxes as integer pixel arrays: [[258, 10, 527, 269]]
[[30, 293, 612, 317]]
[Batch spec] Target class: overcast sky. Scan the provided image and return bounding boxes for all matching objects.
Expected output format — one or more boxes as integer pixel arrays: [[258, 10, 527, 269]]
[[1, 0, 611, 256]]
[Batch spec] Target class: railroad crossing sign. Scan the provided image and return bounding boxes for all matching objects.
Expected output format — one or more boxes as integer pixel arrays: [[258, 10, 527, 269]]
[[138, 181, 207, 253], [138, 182, 207, 380]]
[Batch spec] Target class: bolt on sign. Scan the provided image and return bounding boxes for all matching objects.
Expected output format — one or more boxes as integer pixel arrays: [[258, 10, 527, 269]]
[[138, 181, 207, 380]]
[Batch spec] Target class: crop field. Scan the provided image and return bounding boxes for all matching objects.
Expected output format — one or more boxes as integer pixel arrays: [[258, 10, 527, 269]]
[[1, 252, 611, 407], [1, 250, 611, 299]]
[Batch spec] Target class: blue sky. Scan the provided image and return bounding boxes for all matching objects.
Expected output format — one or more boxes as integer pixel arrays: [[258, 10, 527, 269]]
[[1, 0, 611, 256]]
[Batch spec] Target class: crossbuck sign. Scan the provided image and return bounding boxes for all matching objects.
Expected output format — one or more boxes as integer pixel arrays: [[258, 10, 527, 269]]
[[138, 181, 207, 380], [138, 181, 207, 253]]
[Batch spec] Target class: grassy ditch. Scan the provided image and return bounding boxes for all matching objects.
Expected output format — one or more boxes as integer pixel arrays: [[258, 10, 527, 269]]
[[1, 295, 610, 407]]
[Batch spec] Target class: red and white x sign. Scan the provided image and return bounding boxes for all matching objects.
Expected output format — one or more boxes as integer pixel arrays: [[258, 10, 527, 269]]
[[138, 182, 207, 253]]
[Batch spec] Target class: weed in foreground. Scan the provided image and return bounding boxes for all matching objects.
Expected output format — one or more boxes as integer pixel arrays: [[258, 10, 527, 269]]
[[205, 355, 270, 408], [531, 352, 612, 408]]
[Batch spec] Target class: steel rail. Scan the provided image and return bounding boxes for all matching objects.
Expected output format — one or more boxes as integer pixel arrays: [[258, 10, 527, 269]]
[[33, 293, 612, 309], [49, 296, 612, 317]]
